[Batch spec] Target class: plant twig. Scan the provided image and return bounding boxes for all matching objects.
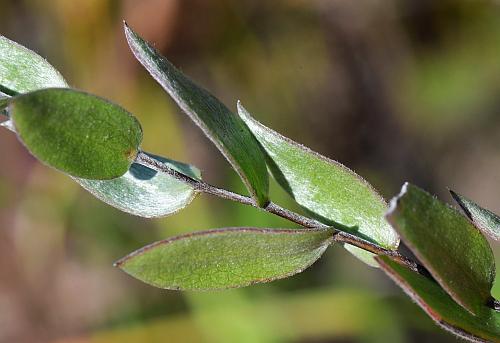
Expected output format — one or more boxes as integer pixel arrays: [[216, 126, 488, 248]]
[[135, 151, 423, 274], [138, 151, 500, 309]]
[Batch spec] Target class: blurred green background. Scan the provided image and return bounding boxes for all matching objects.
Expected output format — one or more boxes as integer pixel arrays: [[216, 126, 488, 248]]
[[0, 0, 499, 342]]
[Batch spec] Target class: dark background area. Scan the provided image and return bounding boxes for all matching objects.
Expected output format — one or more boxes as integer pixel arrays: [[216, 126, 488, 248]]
[[0, 1, 499, 342]]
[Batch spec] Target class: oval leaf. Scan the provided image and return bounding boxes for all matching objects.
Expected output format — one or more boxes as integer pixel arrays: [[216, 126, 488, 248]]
[[0, 35, 67, 94], [2, 114, 198, 217], [124, 23, 269, 207], [377, 256, 500, 342], [75, 152, 201, 218], [237, 102, 399, 266], [9, 88, 143, 179], [115, 227, 333, 290], [387, 183, 495, 316], [451, 190, 500, 241]]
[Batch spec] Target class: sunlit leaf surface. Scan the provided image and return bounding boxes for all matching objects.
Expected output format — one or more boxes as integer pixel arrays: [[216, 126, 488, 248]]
[[8, 88, 143, 179], [451, 190, 500, 241], [116, 227, 333, 290], [0, 35, 67, 94], [76, 152, 201, 218], [124, 23, 269, 207], [387, 183, 495, 316], [238, 102, 398, 266]]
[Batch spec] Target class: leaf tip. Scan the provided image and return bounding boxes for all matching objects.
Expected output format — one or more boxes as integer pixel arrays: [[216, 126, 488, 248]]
[[123, 21, 138, 45], [123, 20, 132, 33], [386, 181, 410, 218], [236, 100, 250, 119], [113, 256, 127, 269], [448, 189, 474, 221], [448, 189, 462, 204]]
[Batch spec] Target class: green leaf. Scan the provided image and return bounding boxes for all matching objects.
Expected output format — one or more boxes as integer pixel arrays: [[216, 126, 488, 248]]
[[2, 111, 199, 216], [377, 256, 500, 342], [451, 190, 500, 241], [115, 227, 333, 290], [124, 23, 269, 207], [8, 88, 143, 179], [237, 103, 398, 266], [0, 35, 67, 94], [387, 183, 495, 316], [75, 152, 201, 218]]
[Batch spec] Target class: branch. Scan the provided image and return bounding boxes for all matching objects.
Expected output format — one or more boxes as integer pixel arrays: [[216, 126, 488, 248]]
[[137, 151, 500, 310], [135, 151, 422, 274]]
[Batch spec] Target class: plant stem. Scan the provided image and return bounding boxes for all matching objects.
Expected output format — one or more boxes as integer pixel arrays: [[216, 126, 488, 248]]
[[136, 151, 420, 272], [136, 151, 500, 309]]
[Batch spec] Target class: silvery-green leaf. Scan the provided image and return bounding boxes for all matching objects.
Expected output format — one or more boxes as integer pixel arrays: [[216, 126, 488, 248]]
[[75, 152, 201, 218], [124, 23, 269, 207], [3, 111, 199, 217], [1, 35, 199, 217], [0, 35, 67, 94], [116, 227, 333, 290], [377, 256, 500, 342], [237, 102, 399, 266], [387, 183, 495, 316], [451, 190, 500, 241]]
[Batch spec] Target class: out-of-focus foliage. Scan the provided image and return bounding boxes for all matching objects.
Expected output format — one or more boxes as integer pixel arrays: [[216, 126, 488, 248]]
[[0, 1, 499, 342]]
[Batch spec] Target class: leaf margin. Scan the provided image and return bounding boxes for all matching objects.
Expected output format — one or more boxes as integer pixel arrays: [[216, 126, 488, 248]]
[[237, 101, 399, 266], [450, 190, 500, 241], [115, 227, 334, 291], [123, 22, 269, 207]]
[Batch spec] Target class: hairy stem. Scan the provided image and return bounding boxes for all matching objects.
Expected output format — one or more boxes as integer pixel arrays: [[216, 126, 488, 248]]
[[137, 151, 500, 310], [135, 151, 421, 271]]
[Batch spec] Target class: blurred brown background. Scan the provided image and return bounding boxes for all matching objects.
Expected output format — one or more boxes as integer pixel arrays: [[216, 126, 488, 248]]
[[0, 0, 499, 342]]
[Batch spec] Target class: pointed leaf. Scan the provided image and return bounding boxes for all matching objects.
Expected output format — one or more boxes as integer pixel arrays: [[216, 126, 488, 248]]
[[115, 227, 333, 290], [237, 103, 398, 266], [387, 183, 495, 316], [0, 35, 67, 94], [377, 256, 500, 342], [8, 88, 143, 179], [75, 152, 200, 218], [451, 190, 500, 241], [124, 23, 269, 207]]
